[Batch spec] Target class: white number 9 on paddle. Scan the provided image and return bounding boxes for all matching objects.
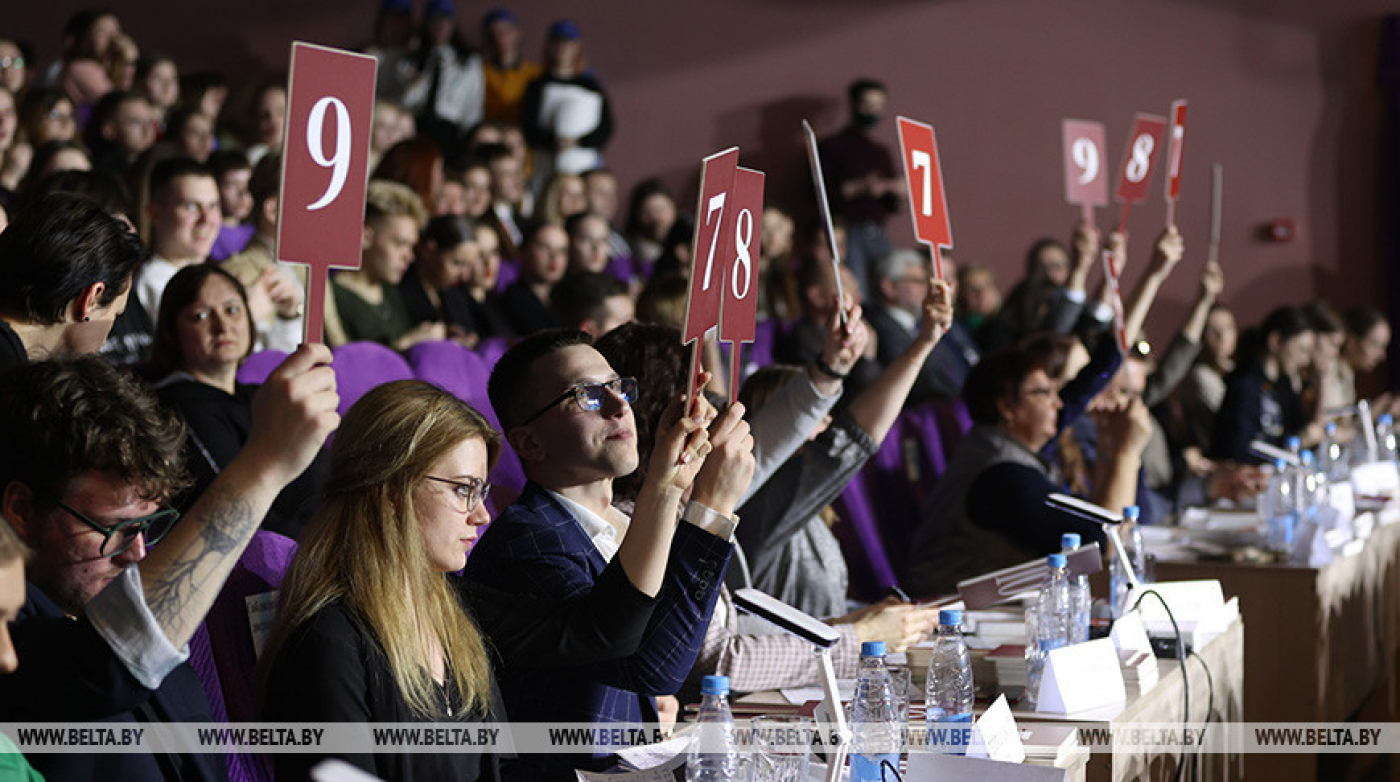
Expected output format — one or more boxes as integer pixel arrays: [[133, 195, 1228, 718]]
[[1071, 137, 1099, 185], [305, 96, 351, 211]]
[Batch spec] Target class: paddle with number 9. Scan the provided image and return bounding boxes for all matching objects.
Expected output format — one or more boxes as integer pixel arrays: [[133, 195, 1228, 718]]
[[276, 42, 377, 345]]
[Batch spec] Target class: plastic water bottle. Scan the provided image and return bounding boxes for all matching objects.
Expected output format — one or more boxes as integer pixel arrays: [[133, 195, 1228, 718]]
[[1319, 422, 1349, 483], [1025, 554, 1072, 709], [850, 642, 901, 782], [1060, 533, 1090, 642], [1109, 506, 1145, 618], [925, 609, 974, 754], [687, 675, 739, 782], [1259, 458, 1298, 557]]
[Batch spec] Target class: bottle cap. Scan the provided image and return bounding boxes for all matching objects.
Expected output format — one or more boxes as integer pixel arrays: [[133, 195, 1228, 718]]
[[939, 609, 963, 627], [860, 641, 887, 658], [1301, 450, 1314, 466], [701, 675, 730, 696], [1287, 435, 1301, 450], [1275, 458, 1288, 471], [1326, 422, 1337, 435], [1122, 505, 1140, 521], [1381, 414, 1394, 425], [1061, 532, 1081, 550], [1047, 553, 1067, 568]]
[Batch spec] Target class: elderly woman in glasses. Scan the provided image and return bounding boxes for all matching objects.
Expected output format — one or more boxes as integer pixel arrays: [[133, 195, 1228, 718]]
[[905, 335, 1152, 598], [151, 264, 328, 539], [259, 378, 716, 780]]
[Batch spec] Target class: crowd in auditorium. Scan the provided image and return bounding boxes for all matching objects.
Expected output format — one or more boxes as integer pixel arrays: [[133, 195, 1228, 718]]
[[0, 4, 1394, 781]]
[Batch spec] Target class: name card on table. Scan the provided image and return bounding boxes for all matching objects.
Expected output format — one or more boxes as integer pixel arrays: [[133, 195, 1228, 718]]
[[1037, 638, 1126, 714], [968, 694, 1026, 763], [1109, 609, 1153, 656], [906, 753, 1066, 782], [1351, 462, 1400, 506]]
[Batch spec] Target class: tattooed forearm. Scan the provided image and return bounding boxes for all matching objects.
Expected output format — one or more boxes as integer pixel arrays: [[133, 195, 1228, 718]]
[[144, 484, 259, 644]]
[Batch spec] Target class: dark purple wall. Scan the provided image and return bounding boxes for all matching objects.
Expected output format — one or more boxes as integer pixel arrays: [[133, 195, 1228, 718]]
[[8, 0, 1389, 342]]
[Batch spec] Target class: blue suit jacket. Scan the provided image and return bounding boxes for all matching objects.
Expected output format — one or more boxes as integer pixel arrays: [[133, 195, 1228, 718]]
[[462, 482, 732, 780]]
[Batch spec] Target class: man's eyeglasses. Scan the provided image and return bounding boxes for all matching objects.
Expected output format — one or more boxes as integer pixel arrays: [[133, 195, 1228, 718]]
[[49, 496, 179, 558], [424, 476, 491, 513], [520, 377, 638, 425]]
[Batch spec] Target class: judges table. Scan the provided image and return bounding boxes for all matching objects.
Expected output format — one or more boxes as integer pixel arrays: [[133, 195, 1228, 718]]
[[1012, 617, 1244, 782], [1154, 508, 1400, 781], [733, 616, 1242, 782]]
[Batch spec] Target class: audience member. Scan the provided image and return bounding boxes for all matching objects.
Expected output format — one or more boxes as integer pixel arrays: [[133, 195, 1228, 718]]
[[206, 149, 253, 259], [866, 249, 979, 402], [404, 0, 486, 153], [221, 152, 307, 352], [330, 180, 445, 349], [582, 167, 633, 264], [905, 332, 1139, 597], [373, 135, 446, 214], [136, 54, 179, 124], [87, 90, 158, 178], [134, 156, 220, 319], [150, 264, 328, 539], [500, 221, 568, 335], [0, 192, 144, 373], [1210, 306, 1315, 462], [463, 329, 752, 778], [481, 8, 540, 124], [0, 346, 337, 779], [163, 105, 215, 164], [520, 20, 613, 179], [818, 78, 902, 295], [402, 213, 485, 344], [551, 270, 633, 337]]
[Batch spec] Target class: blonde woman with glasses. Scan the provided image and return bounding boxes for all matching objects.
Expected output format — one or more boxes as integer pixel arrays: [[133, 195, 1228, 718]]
[[261, 379, 714, 780]]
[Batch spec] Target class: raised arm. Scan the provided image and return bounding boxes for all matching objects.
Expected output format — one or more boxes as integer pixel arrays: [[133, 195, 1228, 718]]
[[139, 344, 339, 648], [1123, 226, 1185, 344], [847, 278, 953, 440]]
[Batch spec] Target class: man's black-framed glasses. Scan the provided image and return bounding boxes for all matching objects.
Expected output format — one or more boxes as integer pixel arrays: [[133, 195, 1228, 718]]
[[50, 495, 180, 558], [424, 476, 492, 513], [520, 377, 638, 425]]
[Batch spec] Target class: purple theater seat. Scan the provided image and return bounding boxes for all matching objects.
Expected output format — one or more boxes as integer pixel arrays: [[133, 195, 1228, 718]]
[[832, 473, 900, 601], [407, 340, 492, 411], [404, 340, 525, 512], [932, 397, 973, 456], [475, 336, 516, 371], [202, 531, 299, 782], [236, 349, 289, 386], [330, 342, 414, 417]]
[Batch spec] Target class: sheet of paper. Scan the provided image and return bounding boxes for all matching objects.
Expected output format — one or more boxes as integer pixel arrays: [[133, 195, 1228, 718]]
[[968, 694, 1025, 763], [1109, 609, 1153, 656], [1037, 638, 1126, 714]]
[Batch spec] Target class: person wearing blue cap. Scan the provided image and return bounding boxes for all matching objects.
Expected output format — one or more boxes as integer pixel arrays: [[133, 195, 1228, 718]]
[[404, 0, 486, 154], [519, 19, 613, 182], [482, 8, 540, 124]]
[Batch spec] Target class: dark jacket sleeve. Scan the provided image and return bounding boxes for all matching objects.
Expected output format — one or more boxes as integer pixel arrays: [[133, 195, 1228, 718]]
[[572, 523, 731, 695], [461, 557, 658, 669], [0, 602, 153, 720], [965, 462, 1107, 553], [735, 413, 876, 575], [1210, 373, 1264, 463], [1052, 333, 1122, 445]]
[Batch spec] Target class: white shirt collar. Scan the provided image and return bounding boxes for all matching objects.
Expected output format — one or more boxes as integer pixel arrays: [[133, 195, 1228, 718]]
[[546, 488, 623, 561]]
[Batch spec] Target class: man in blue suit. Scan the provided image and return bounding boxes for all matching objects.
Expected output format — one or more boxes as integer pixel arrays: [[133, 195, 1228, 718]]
[[463, 329, 754, 780]]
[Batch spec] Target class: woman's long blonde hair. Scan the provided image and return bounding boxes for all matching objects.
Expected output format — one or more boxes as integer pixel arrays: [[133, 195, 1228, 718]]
[[261, 380, 500, 718]]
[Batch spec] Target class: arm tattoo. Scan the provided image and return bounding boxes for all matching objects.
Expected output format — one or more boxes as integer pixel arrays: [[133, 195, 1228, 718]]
[[146, 484, 257, 636]]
